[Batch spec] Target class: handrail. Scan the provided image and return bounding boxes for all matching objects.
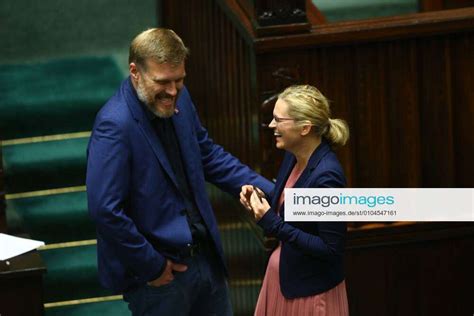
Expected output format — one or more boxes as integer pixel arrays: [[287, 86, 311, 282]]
[[217, 2, 474, 52], [255, 7, 474, 52]]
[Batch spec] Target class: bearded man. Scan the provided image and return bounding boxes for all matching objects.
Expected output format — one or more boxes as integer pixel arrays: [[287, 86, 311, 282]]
[[86, 28, 273, 316]]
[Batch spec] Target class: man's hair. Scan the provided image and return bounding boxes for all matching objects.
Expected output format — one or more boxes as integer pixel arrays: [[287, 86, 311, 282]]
[[129, 28, 189, 69]]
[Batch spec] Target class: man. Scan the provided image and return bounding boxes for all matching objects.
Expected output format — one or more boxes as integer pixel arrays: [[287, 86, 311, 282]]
[[86, 28, 273, 316]]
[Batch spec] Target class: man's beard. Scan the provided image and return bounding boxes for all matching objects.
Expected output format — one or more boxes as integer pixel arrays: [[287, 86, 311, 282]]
[[136, 81, 176, 118]]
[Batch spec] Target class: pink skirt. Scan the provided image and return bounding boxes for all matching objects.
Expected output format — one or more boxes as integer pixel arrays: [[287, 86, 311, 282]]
[[254, 245, 349, 316]]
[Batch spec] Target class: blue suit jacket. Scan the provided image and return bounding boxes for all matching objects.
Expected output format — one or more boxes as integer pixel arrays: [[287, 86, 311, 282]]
[[257, 140, 346, 299], [86, 78, 273, 292]]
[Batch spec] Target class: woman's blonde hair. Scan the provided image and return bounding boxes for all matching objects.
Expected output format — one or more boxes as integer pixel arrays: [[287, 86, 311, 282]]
[[279, 85, 349, 148]]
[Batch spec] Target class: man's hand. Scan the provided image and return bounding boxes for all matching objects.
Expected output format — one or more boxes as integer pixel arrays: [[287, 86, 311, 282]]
[[147, 259, 188, 287], [239, 185, 254, 211]]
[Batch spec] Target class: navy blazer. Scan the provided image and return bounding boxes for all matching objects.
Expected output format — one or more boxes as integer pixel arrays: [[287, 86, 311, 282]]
[[258, 140, 346, 299], [86, 78, 273, 292]]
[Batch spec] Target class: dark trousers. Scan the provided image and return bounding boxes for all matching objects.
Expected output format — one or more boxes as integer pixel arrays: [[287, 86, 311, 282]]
[[123, 246, 232, 316]]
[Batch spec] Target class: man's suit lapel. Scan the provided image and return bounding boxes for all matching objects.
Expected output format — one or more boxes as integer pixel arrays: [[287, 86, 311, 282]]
[[124, 78, 179, 189]]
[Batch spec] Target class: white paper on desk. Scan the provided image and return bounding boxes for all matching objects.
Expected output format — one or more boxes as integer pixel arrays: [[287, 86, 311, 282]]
[[0, 233, 45, 261]]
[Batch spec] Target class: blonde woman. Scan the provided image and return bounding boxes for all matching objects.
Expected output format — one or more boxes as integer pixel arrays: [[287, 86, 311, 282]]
[[241, 85, 350, 315]]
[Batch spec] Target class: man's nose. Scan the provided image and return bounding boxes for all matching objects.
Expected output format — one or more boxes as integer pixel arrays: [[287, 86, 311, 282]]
[[166, 82, 177, 96]]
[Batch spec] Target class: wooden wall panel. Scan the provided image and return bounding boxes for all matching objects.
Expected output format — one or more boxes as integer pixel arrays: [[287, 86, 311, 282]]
[[419, 36, 456, 187], [451, 33, 474, 187], [256, 50, 309, 180], [162, 6, 260, 177], [346, 223, 474, 316], [256, 47, 358, 185], [352, 43, 392, 187], [312, 47, 357, 187], [255, 32, 473, 188], [385, 40, 422, 187], [163, 0, 259, 168]]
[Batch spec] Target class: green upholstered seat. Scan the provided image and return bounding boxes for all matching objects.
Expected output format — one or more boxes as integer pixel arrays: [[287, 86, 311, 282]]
[[0, 57, 123, 140], [45, 299, 130, 316], [41, 244, 112, 302], [6, 191, 95, 244], [2, 137, 89, 193], [1, 56, 127, 315]]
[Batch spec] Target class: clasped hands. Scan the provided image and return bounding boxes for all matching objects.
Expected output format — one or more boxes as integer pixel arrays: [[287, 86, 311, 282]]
[[239, 185, 271, 221]]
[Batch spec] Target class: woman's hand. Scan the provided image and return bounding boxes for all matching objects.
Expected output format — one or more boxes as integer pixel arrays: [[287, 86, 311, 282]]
[[249, 187, 271, 221]]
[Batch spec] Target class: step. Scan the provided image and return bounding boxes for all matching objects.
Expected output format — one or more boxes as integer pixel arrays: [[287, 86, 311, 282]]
[[45, 298, 129, 316], [0, 56, 123, 140], [313, 0, 418, 22], [40, 230, 265, 312], [6, 190, 95, 244], [41, 244, 112, 303], [2, 136, 89, 193], [43, 285, 259, 316], [5, 184, 267, 251]]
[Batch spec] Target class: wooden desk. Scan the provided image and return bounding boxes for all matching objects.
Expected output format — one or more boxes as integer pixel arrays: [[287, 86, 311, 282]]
[[0, 251, 46, 316]]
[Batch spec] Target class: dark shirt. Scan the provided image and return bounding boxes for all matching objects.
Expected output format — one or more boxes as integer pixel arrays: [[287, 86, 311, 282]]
[[146, 111, 208, 242]]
